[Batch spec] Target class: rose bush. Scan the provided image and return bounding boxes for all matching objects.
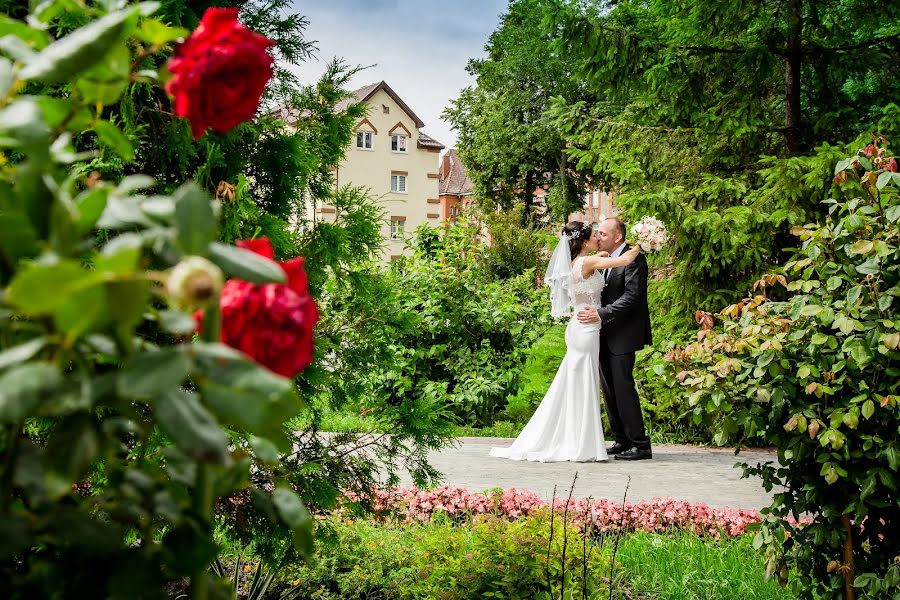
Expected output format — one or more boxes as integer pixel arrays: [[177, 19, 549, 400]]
[[0, 3, 313, 599], [166, 7, 275, 138]]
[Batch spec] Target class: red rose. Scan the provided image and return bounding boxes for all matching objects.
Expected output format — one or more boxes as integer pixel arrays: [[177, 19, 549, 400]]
[[197, 238, 318, 377], [863, 144, 875, 158], [888, 158, 898, 173], [166, 8, 274, 139]]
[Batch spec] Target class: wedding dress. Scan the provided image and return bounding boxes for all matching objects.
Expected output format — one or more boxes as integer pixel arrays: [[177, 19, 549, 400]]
[[490, 255, 608, 462]]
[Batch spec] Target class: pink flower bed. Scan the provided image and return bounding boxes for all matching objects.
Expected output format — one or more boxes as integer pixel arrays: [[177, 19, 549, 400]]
[[342, 485, 806, 539]]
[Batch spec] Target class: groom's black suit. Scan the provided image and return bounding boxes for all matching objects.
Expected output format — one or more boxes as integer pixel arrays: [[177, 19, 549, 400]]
[[598, 244, 652, 451]]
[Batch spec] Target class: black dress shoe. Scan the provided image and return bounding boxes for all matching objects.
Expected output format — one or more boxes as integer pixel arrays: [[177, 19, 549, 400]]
[[614, 447, 652, 461], [606, 442, 631, 455]]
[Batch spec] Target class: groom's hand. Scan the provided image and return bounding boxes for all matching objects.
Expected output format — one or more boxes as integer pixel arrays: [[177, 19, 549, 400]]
[[577, 306, 601, 324]]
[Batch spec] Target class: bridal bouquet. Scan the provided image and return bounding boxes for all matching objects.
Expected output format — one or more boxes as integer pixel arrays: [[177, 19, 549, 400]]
[[631, 216, 670, 252]]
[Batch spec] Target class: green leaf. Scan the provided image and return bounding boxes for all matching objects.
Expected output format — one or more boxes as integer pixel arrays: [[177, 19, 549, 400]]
[[193, 343, 300, 436], [886, 446, 899, 471], [118, 347, 192, 399], [154, 389, 229, 461], [0, 337, 49, 372], [797, 365, 810, 379], [887, 204, 900, 223], [0, 363, 63, 421], [158, 309, 197, 335], [173, 183, 216, 255], [855, 258, 879, 276], [208, 241, 287, 284], [75, 43, 131, 105], [825, 276, 843, 291], [94, 119, 133, 161], [73, 187, 110, 235], [135, 18, 189, 45], [861, 400, 874, 420], [878, 295, 893, 312], [249, 435, 281, 464], [272, 487, 313, 559], [6, 260, 97, 315], [19, 8, 137, 83], [45, 414, 100, 483], [876, 171, 893, 190], [846, 286, 863, 306]]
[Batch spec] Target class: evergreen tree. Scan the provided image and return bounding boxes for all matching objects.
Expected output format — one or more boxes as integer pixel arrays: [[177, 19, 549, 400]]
[[544, 0, 900, 312]]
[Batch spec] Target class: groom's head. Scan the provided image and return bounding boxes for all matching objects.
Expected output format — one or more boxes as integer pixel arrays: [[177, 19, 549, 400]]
[[596, 217, 626, 253]]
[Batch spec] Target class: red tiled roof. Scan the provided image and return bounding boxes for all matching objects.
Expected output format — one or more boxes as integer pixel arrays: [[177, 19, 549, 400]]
[[440, 149, 474, 196]]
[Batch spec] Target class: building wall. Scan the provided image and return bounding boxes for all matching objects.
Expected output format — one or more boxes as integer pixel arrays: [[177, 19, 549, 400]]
[[568, 187, 616, 224], [320, 88, 441, 260]]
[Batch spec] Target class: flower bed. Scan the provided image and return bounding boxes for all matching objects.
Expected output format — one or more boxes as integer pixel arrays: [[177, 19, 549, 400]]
[[344, 486, 806, 539]]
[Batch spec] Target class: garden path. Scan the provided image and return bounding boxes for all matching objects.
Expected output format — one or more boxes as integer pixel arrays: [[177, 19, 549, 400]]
[[397, 438, 776, 509]]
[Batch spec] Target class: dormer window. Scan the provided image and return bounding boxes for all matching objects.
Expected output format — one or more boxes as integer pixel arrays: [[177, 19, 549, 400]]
[[356, 131, 373, 150], [391, 134, 407, 153]]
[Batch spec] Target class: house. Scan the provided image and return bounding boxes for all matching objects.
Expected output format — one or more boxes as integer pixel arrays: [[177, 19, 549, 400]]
[[321, 81, 445, 260], [437, 149, 475, 222], [568, 186, 617, 225]]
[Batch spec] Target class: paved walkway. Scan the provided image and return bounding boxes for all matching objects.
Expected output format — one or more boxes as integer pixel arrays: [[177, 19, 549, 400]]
[[395, 438, 776, 510]]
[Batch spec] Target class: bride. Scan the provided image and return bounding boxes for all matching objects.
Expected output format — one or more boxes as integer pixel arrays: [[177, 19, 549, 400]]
[[490, 221, 641, 462]]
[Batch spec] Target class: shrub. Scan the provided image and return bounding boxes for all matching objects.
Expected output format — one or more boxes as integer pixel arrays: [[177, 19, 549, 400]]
[[665, 139, 900, 598], [279, 512, 610, 600], [0, 4, 312, 598]]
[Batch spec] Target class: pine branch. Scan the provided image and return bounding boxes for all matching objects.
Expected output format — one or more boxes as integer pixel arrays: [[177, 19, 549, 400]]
[[807, 33, 900, 54]]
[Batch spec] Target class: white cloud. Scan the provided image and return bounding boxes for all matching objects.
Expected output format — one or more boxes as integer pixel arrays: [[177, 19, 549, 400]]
[[284, 0, 507, 150]]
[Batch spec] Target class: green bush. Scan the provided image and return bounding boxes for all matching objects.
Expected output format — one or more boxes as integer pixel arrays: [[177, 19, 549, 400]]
[[363, 223, 552, 428], [0, 4, 313, 598], [279, 512, 610, 600], [665, 140, 900, 598]]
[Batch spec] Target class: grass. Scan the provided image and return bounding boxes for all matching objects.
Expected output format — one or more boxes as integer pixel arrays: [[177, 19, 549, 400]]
[[612, 532, 795, 600]]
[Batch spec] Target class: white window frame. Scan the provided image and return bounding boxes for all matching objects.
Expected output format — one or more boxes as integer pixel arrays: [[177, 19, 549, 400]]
[[356, 131, 374, 150], [391, 134, 408, 153], [390, 174, 407, 194], [390, 218, 405, 239]]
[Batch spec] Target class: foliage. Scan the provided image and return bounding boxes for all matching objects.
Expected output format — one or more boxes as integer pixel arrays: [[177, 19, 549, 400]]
[[0, 3, 313, 598], [664, 143, 900, 598], [279, 512, 611, 600], [477, 205, 554, 281], [443, 0, 594, 222], [374, 223, 552, 428], [541, 0, 900, 313]]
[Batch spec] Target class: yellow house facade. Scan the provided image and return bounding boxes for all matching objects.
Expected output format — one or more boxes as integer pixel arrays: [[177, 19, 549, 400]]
[[322, 81, 445, 260]]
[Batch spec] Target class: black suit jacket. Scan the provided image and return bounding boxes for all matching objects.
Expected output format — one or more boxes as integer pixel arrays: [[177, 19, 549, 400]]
[[598, 246, 652, 355]]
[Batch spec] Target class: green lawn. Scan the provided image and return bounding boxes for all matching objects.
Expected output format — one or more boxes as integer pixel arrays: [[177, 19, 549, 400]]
[[613, 532, 796, 600]]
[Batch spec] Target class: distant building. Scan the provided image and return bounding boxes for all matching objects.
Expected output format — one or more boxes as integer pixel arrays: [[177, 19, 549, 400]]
[[280, 81, 445, 261], [569, 186, 617, 225], [438, 149, 475, 222]]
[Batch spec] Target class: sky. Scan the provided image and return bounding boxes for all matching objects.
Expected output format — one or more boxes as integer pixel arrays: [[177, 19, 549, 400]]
[[286, 0, 509, 151]]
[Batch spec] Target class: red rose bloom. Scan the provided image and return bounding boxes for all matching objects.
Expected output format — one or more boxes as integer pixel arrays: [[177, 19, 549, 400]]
[[166, 7, 274, 139], [198, 238, 318, 378], [888, 158, 898, 173]]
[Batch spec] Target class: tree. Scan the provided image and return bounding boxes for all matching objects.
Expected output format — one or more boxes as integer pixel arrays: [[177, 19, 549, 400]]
[[544, 0, 900, 312], [443, 0, 595, 223]]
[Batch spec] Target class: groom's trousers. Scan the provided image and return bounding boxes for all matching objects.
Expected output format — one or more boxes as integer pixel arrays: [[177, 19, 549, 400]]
[[598, 338, 651, 450]]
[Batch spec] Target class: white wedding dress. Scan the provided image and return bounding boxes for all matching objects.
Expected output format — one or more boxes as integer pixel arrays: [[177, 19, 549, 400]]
[[490, 256, 608, 462]]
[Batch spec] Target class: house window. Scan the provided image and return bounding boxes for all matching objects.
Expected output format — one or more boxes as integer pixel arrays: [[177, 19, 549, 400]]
[[391, 174, 407, 193], [391, 134, 407, 152], [449, 206, 460, 219], [390, 218, 405, 239], [356, 131, 373, 150]]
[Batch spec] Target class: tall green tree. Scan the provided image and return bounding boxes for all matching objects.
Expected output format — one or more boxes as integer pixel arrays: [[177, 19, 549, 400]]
[[444, 0, 595, 222], [544, 0, 900, 313]]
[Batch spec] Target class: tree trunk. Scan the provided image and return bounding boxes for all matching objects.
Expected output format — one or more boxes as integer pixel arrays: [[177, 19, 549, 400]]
[[841, 514, 856, 600], [784, 0, 803, 155]]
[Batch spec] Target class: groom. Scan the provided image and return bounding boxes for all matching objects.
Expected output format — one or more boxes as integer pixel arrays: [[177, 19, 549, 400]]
[[577, 218, 653, 460]]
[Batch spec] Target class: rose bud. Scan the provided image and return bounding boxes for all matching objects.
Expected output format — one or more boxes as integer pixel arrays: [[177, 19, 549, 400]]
[[168, 256, 225, 310]]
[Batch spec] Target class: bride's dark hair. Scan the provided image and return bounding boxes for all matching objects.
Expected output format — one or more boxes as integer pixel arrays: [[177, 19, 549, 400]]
[[562, 221, 592, 257]]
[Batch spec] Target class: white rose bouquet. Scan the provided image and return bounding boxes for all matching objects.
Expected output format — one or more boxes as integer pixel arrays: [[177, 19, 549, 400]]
[[631, 216, 670, 252]]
